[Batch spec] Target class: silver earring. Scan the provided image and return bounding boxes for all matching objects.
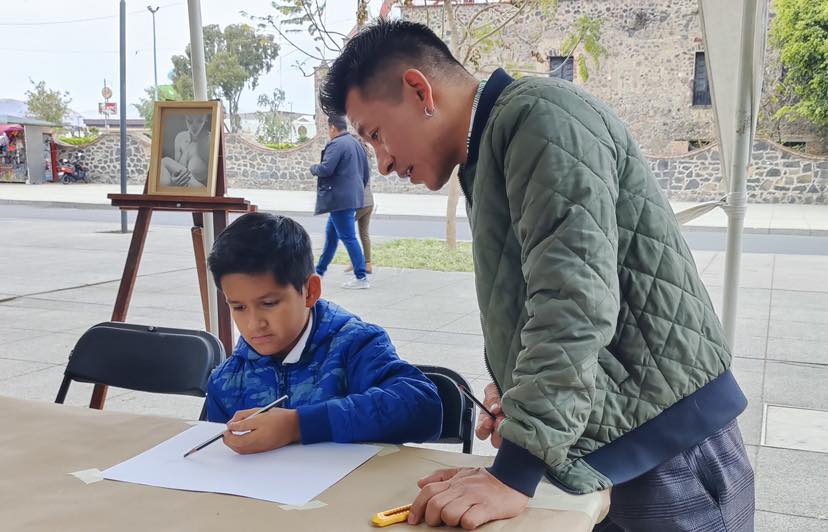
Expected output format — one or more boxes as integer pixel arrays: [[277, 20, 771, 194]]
[[424, 107, 434, 118]]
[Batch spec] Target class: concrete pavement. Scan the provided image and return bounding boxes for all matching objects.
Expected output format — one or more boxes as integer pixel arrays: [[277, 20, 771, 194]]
[[1, 207, 827, 530], [4, 182, 828, 235]]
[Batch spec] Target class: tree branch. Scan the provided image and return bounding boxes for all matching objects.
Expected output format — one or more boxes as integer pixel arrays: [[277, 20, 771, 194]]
[[462, 2, 529, 65], [460, 2, 502, 48], [263, 19, 326, 62], [300, 0, 342, 53]]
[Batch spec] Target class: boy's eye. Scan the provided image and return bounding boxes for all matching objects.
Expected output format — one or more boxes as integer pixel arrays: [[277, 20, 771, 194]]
[[370, 129, 379, 141], [262, 300, 279, 307], [231, 305, 245, 312]]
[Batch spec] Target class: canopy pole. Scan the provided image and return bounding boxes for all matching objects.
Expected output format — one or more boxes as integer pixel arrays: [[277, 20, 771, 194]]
[[721, 0, 759, 347], [186, 0, 219, 336]]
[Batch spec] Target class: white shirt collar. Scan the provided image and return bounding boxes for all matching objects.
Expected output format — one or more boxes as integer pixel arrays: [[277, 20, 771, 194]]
[[282, 311, 313, 364]]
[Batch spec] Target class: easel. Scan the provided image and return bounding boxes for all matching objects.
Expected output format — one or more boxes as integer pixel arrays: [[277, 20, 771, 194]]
[[91, 119, 256, 409]]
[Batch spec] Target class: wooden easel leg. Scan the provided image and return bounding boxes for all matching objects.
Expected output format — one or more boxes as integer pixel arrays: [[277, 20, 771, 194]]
[[91, 207, 153, 410], [191, 213, 210, 331], [213, 209, 233, 356]]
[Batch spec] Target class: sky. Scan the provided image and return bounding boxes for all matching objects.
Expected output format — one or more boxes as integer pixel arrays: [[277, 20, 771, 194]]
[[1, 1, 384, 121]]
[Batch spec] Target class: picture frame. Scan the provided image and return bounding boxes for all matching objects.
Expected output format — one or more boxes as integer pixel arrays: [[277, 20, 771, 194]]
[[147, 100, 222, 197]]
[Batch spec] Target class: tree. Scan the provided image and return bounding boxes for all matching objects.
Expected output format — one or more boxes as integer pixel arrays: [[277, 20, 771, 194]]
[[133, 85, 179, 131], [169, 23, 280, 131], [400, 1, 608, 248], [256, 88, 295, 145], [25, 79, 71, 125], [245, 1, 347, 77], [769, 0, 828, 133]]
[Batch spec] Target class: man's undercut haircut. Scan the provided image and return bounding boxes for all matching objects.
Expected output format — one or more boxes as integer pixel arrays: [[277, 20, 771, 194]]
[[208, 212, 314, 293], [319, 19, 467, 118]]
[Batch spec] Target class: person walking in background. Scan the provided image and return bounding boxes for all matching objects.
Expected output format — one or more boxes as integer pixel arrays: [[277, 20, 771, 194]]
[[348, 134, 374, 276], [311, 115, 370, 289]]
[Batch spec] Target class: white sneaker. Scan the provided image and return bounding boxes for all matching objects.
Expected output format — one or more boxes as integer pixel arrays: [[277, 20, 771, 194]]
[[342, 277, 370, 290]]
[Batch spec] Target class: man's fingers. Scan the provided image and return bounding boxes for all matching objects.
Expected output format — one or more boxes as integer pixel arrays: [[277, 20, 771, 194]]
[[408, 480, 450, 524], [475, 415, 493, 440], [417, 468, 460, 488], [460, 503, 490, 530], [424, 487, 462, 527], [440, 497, 476, 528], [483, 382, 500, 403]]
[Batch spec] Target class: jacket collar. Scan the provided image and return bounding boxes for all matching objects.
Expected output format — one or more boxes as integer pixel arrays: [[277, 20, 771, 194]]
[[465, 68, 515, 169]]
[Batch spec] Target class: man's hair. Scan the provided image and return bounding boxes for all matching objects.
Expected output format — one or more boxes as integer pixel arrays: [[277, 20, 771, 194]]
[[208, 212, 314, 292], [327, 114, 348, 131], [319, 20, 465, 118]]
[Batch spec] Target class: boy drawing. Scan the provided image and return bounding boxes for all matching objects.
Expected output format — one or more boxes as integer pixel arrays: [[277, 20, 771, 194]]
[[206, 212, 442, 453]]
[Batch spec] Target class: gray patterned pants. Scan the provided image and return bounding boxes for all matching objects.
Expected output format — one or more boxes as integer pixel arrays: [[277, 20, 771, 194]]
[[593, 420, 755, 531]]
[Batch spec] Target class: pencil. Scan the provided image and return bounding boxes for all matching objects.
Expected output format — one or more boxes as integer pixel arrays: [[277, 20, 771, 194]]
[[457, 384, 497, 420], [183, 394, 289, 458]]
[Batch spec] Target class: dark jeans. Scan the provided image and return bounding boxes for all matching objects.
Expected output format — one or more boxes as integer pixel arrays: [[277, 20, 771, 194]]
[[316, 208, 367, 279], [593, 420, 754, 531]]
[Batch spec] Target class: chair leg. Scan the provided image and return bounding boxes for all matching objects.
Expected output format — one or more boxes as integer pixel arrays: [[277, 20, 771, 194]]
[[55, 376, 72, 404], [462, 434, 473, 454], [198, 399, 208, 422]]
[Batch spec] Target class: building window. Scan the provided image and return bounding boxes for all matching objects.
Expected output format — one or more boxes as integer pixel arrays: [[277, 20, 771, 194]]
[[688, 139, 712, 151], [549, 55, 574, 82], [693, 52, 711, 106]]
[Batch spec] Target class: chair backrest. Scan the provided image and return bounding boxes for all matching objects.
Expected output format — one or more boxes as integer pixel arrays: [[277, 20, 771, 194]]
[[416, 365, 476, 454], [55, 322, 225, 417]]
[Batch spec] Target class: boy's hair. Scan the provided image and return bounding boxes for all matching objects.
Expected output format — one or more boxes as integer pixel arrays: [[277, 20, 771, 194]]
[[319, 20, 467, 118], [208, 212, 314, 292]]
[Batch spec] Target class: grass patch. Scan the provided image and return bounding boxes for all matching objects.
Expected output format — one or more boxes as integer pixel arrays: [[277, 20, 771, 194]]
[[59, 134, 99, 146], [332, 238, 473, 272]]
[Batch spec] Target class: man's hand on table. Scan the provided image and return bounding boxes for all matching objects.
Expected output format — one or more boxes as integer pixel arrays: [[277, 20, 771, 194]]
[[222, 408, 300, 454], [408, 467, 528, 529]]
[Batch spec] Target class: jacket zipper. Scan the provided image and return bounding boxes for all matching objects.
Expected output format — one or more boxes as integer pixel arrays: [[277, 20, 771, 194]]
[[458, 167, 472, 208], [483, 345, 502, 395], [459, 167, 500, 394]]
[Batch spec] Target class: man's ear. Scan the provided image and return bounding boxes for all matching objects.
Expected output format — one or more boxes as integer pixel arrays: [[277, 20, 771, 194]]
[[305, 274, 322, 308], [402, 68, 435, 113]]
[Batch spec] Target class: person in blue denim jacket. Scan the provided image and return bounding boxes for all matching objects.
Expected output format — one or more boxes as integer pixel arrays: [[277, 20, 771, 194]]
[[205, 212, 442, 454], [312, 114, 372, 290]]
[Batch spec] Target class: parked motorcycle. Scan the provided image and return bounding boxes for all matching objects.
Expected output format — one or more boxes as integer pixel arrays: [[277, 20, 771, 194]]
[[59, 151, 88, 184]]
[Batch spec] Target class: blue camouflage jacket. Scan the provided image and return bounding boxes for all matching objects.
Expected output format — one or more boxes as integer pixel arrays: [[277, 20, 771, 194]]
[[206, 299, 443, 444]]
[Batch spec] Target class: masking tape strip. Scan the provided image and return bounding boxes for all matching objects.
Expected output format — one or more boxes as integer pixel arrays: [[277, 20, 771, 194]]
[[528, 480, 610, 524], [69, 468, 105, 485], [278, 500, 328, 511]]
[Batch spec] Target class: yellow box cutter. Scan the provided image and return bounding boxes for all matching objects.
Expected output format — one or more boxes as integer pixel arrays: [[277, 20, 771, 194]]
[[372, 504, 412, 527]]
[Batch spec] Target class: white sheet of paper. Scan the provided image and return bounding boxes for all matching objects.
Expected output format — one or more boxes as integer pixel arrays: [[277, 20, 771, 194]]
[[102, 423, 380, 506]]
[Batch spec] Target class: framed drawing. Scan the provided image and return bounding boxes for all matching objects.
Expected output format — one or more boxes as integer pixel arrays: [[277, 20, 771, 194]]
[[147, 100, 222, 196]]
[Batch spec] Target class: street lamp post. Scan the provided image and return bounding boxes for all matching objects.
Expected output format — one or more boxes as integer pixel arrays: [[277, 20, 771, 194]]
[[147, 6, 160, 100]]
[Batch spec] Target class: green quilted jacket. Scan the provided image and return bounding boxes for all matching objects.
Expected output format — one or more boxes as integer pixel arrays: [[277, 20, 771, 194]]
[[462, 69, 747, 495]]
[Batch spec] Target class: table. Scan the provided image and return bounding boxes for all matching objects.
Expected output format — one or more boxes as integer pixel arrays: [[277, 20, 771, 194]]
[[0, 397, 609, 531]]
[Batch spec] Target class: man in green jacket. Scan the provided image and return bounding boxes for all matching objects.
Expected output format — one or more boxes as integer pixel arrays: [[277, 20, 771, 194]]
[[320, 20, 754, 531]]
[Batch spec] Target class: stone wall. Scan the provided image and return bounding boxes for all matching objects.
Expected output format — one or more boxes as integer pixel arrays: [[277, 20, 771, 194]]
[[57, 132, 828, 204], [402, 1, 823, 156], [55, 131, 427, 194], [652, 139, 828, 204], [56, 133, 151, 184]]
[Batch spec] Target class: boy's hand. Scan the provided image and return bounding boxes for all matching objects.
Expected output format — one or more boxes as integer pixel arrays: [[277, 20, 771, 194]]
[[222, 408, 301, 454], [408, 467, 528, 529], [474, 382, 505, 448]]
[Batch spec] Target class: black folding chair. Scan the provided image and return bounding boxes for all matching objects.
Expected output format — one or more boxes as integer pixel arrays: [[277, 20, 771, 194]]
[[416, 365, 476, 454], [55, 321, 225, 420]]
